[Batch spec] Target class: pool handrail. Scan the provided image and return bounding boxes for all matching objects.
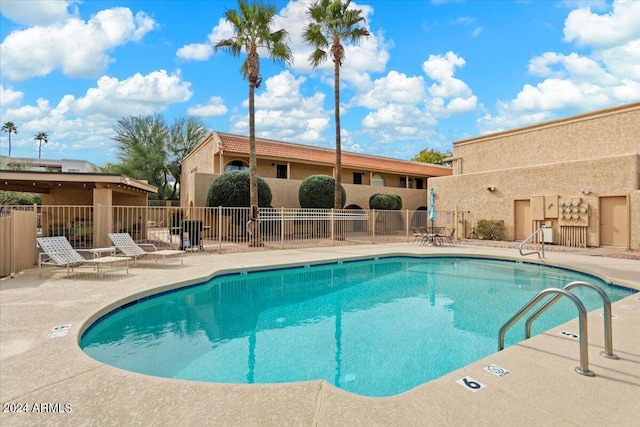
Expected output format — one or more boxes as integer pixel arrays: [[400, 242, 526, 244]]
[[519, 227, 545, 259], [525, 281, 618, 359], [499, 287, 594, 376]]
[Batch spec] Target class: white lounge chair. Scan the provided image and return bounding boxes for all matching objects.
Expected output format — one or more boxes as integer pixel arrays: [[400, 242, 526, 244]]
[[37, 236, 131, 278], [108, 233, 185, 266]]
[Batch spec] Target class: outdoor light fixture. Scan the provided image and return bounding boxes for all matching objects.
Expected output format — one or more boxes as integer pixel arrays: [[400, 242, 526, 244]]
[[487, 186, 496, 191]]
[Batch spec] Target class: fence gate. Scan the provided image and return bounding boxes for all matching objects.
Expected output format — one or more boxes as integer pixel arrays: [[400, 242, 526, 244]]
[[1, 208, 37, 278]]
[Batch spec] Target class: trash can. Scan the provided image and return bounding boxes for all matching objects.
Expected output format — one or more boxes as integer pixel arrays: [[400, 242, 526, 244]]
[[180, 220, 203, 251]]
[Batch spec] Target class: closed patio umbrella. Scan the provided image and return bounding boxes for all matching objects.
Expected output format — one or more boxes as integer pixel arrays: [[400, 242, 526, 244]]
[[428, 188, 437, 226]]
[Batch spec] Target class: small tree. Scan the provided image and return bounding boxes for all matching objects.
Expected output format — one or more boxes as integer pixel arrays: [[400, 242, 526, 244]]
[[412, 148, 452, 166], [369, 193, 402, 210], [476, 219, 506, 240], [299, 174, 346, 209], [206, 171, 272, 208]]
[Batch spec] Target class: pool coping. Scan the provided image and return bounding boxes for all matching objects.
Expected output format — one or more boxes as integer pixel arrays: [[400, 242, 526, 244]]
[[1, 243, 639, 426]]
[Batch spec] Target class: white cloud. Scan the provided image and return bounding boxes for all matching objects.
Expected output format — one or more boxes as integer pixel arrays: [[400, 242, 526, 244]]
[[4, 98, 51, 122], [423, 52, 472, 98], [230, 70, 330, 144], [0, 0, 79, 26], [0, 7, 156, 80], [478, 105, 554, 135], [0, 85, 24, 108], [0, 70, 192, 160], [176, 43, 214, 61], [482, 1, 640, 134], [420, 52, 477, 117], [596, 39, 640, 79], [564, 0, 640, 48], [73, 70, 192, 117], [187, 96, 228, 117], [351, 71, 425, 110], [176, 17, 231, 61]]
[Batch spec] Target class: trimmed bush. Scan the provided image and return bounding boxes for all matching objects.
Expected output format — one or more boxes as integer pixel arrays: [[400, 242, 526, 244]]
[[476, 219, 506, 240], [298, 175, 346, 209], [369, 193, 402, 210], [205, 171, 272, 207]]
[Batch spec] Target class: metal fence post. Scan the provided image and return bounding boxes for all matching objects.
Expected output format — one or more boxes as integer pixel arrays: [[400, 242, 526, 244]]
[[330, 208, 334, 244], [217, 205, 222, 252], [372, 209, 376, 244]]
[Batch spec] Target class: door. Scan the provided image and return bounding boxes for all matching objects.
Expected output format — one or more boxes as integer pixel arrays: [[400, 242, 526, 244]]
[[514, 200, 531, 241], [599, 196, 628, 247]]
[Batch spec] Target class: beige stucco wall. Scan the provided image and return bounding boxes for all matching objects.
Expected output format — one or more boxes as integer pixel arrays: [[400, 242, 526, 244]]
[[630, 191, 640, 252], [453, 103, 640, 174], [186, 173, 429, 210], [42, 189, 93, 205], [430, 153, 639, 249], [181, 133, 434, 210]]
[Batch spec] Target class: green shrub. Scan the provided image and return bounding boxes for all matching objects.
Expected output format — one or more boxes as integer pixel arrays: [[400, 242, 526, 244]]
[[369, 193, 402, 210], [0, 191, 41, 205], [476, 219, 506, 240], [205, 171, 272, 207], [298, 175, 346, 209]]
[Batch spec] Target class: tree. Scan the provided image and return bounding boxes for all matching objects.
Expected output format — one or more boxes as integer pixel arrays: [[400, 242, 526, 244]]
[[34, 132, 48, 159], [215, 0, 292, 213], [369, 193, 402, 210], [1, 122, 18, 157], [205, 171, 272, 208], [303, 0, 370, 209], [299, 174, 346, 209], [112, 115, 171, 199], [167, 117, 209, 200], [412, 148, 453, 166]]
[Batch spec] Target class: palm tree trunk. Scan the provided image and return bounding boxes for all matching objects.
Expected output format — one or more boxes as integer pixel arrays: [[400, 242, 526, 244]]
[[248, 69, 261, 247], [334, 53, 342, 211]]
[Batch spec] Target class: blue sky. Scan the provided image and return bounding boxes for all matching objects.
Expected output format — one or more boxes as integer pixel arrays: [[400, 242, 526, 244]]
[[1, 0, 639, 166]]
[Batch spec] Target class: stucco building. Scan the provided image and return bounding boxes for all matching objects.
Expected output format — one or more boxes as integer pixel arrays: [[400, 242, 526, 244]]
[[181, 132, 453, 211], [430, 102, 640, 250], [0, 156, 100, 173]]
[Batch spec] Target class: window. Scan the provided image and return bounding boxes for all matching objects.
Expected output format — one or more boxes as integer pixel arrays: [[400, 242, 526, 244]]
[[415, 178, 424, 189], [224, 160, 249, 172], [276, 164, 287, 179], [372, 174, 386, 187], [400, 177, 413, 188], [353, 172, 363, 185]]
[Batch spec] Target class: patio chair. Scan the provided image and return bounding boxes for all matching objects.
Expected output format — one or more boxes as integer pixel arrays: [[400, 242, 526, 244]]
[[437, 228, 456, 246], [411, 227, 423, 245], [108, 233, 185, 266], [37, 236, 131, 278]]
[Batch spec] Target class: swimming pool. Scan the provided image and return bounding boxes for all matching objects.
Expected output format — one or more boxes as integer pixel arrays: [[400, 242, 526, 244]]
[[80, 256, 632, 397]]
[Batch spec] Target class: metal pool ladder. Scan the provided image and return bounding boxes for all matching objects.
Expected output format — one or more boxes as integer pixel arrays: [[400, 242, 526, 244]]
[[498, 281, 618, 376], [519, 227, 546, 259]]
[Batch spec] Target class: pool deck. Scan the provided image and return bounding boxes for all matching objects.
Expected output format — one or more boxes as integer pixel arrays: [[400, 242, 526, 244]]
[[1, 243, 639, 426]]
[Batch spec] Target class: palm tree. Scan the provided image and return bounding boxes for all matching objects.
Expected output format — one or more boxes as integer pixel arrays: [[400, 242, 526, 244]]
[[1, 121, 18, 157], [34, 132, 48, 159], [303, 0, 370, 209], [215, 0, 292, 245]]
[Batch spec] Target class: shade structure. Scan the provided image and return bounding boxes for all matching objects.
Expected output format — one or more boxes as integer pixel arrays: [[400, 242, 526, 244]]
[[428, 188, 437, 224]]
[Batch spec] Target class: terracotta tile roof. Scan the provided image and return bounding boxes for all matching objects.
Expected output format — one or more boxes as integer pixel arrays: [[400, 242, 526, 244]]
[[216, 132, 452, 177]]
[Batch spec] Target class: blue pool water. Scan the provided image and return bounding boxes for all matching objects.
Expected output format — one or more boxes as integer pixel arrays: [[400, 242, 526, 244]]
[[80, 256, 632, 397]]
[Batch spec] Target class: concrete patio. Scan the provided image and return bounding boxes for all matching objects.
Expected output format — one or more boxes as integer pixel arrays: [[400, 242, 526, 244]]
[[1, 243, 639, 426]]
